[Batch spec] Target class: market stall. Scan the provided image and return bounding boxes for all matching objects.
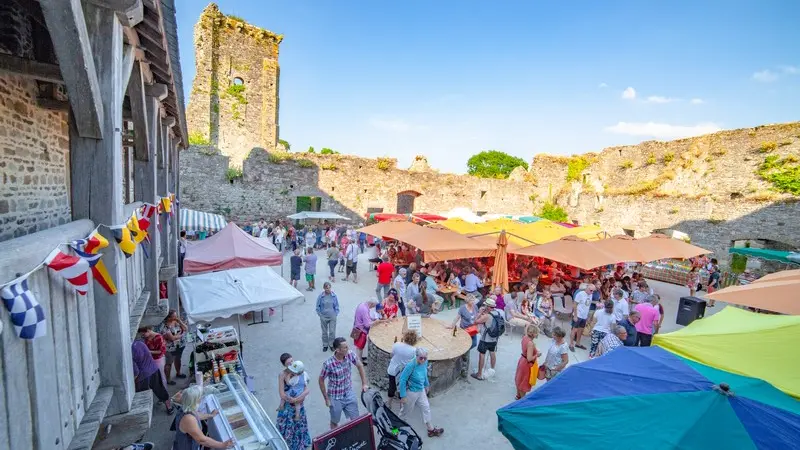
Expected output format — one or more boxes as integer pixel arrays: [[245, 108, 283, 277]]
[[177, 266, 304, 449], [287, 211, 351, 221], [180, 208, 228, 234], [183, 222, 282, 274]]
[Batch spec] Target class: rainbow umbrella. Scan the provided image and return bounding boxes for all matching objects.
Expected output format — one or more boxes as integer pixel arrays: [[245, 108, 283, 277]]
[[497, 347, 800, 449]]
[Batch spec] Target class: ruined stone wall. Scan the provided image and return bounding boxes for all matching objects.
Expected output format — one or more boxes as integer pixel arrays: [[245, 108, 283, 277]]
[[0, 74, 71, 241], [180, 147, 538, 222], [186, 3, 281, 167], [527, 122, 800, 263]]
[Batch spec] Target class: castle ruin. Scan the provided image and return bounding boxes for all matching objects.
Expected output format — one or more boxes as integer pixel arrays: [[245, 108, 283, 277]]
[[186, 3, 282, 167]]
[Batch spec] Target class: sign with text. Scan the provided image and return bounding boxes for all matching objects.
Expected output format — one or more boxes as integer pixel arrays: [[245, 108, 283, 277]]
[[312, 414, 376, 450], [404, 314, 423, 337]]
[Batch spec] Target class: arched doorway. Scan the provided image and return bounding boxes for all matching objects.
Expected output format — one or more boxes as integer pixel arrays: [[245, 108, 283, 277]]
[[396, 190, 421, 214]]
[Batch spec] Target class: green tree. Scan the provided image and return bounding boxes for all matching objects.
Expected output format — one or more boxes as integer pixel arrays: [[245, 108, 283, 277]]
[[537, 201, 569, 222], [307, 146, 315, 153], [278, 139, 291, 151], [467, 150, 528, 179], [320, 148, 338, 155]]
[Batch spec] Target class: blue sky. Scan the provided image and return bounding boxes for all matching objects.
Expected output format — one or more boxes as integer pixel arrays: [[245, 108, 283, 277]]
[[175, 1, 799, 173]]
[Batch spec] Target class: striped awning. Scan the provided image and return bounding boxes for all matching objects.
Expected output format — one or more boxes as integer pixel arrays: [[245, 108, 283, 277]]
[[180, 208, 227, 233]]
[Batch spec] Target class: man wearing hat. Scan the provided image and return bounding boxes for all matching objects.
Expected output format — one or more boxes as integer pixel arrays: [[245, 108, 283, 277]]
[[471, 297, 502, 381]]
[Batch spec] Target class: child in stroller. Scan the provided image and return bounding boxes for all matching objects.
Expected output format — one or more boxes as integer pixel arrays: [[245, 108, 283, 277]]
[[361, 388, 423, 450]]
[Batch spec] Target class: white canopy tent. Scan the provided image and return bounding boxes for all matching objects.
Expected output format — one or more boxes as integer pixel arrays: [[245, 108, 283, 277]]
[[177, 266, 304, 324], [286, 211, 351, 221]]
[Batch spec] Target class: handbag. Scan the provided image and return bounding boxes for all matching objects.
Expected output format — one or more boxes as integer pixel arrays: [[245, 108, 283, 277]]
[[528, 360, 539, 386], [537, 366, 547, 380], [349, 327, 362, 340], [464, 325, 479, 336]]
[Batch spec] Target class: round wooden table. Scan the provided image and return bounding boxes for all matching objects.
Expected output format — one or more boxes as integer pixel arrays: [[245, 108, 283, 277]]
[[366, 317, 471, 396]]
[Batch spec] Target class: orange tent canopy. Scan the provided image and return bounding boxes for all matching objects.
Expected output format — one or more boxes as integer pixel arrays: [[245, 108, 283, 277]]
[[705, 279, 800, 315], [591, 235, 650, 263], [754, 269, 800, 284], [511, 236, 620, 270], [357, 221, 495, 263], [635, 234, 710, 260]]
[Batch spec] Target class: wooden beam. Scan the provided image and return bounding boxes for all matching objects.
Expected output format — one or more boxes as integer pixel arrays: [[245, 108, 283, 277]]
[[162, 115, 176, 128], [69, 4, 133, 416], [39, 0, 104, 139], [0, 53, 63, 83], [144, 82, 168, 101], [135, 25, 165, 51], [86, 0, 143, 27], [148, 64, 171, 84], [127, 61, 149, 161]]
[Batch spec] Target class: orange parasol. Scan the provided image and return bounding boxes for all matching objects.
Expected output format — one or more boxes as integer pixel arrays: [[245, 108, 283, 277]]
[[591, 234, 649, 263], [510, 235, 619, 270], [635, 234, 710, 261], [705, 279, 800, 315], [492, 230, 510, 293], [753, 269, 800, 284]]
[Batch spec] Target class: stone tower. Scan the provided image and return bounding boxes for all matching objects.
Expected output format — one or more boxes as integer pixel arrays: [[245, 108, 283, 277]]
[[186, 3, 282, 167]]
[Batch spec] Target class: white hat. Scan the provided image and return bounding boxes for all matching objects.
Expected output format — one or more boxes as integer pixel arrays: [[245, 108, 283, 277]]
[[288, 360, 305, 374]]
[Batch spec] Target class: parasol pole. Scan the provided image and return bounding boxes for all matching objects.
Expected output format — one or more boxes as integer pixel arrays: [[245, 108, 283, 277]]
[[466, 230, 538, 246], [237, 314, 243, 357]]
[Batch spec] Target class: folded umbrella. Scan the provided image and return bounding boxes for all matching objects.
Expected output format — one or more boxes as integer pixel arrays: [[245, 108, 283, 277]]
[[497, 346, 800, 450]]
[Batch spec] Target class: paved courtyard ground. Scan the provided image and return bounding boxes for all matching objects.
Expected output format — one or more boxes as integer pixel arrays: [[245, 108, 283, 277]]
[[143, 247, 727, 449]]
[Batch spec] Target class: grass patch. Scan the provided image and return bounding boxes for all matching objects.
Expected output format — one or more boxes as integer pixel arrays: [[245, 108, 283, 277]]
[[759, 141, 777, 153], [268, 151, 291, 163], [566, 156, 592, 182], [779, 140, 792, 147], [663, 152, 675, 163], [376, 157, 393, 171], [321, 162, 338, 171], [225, 166, 243, 182], [711, 148, 728, 157], [537, 201, 569, 222], [668, 208, 679, 214], [320, 148, 339, 155], [296, 158, 314, 168], [757, 155, 800, 195], [606, 170, 676, 196], [681, 158, 694, 169], [620, 160, 634, 169], [646, 154, 657, 165], [188, 131, 210, 146]]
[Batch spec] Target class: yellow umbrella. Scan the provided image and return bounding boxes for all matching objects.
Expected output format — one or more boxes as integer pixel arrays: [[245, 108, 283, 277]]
[[491, 231, 510, 293]]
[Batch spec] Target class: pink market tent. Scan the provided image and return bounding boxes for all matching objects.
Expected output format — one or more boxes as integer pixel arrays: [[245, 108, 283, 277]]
[[184, 223, 282, 274]]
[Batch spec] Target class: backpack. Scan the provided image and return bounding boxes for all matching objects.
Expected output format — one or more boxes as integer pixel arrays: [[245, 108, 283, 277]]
[[486, 311, 505, 338]]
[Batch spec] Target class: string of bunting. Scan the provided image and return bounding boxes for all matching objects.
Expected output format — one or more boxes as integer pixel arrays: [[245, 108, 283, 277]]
[[0, 195, 176, 340]]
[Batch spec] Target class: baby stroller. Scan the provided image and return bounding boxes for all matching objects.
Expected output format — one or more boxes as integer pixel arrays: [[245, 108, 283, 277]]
[[361, 388, 423, 450]]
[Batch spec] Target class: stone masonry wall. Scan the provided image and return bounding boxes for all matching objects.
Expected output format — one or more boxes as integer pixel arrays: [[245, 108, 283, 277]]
[[0, 74, 71, 242], [186, 3, 281, 167], [526, 122, 800, 263], [180, 147, 538, 222]]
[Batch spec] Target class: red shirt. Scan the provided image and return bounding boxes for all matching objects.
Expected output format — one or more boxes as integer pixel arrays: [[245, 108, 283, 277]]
[[382, 302, 398, 319], [145, 334, 166, 359], [377, 262, 395, 284]]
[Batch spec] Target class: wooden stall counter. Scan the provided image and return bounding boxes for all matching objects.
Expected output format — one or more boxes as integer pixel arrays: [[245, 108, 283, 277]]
[[367, 316, 471, 397]]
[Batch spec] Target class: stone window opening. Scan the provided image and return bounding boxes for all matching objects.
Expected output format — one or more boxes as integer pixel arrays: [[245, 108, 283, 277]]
[[331, 186, 335, 192], [289, 184, 294, 189], [232, 77, 244, 86], [363, 189, 367, 193], [480, 190, 487, 199]]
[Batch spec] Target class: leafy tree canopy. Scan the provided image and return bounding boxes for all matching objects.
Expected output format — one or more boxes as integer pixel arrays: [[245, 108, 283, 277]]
[[320, 148, 339, 155], [538, 201, 569, 222], [467, 150, 529, 179], [307, 146, 315, 153], [278, 139, 290, 151]]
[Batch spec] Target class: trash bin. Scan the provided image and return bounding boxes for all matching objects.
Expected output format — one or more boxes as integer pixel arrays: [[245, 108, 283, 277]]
[[676, 296, 707, 326]]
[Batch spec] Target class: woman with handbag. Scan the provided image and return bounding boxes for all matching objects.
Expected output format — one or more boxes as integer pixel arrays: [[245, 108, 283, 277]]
[[514, 324, 541, 400], [448, 294, 479, 349]]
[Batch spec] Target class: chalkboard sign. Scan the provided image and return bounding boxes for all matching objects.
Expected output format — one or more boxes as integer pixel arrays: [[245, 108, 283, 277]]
[[313, 414, 376, 450]]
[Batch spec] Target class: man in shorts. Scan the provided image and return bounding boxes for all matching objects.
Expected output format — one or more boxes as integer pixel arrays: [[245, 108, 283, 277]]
[[304, 247, 318, 291], [570, 283, 593, 352], [342, 240, 359, 283], [470, 298, 500, 381], [289, 248, 302, 288], [319, 337, 368, 429]]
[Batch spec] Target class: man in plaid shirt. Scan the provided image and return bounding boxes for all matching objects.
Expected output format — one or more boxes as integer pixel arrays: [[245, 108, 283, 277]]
[[319, 337, 368, 429]]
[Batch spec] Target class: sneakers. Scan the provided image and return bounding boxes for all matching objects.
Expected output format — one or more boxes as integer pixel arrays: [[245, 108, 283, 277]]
[[323, 346, 328, 352], [129, 443, 154, 450], [427, 427, 444, 437], [175, 373, 187, 379]]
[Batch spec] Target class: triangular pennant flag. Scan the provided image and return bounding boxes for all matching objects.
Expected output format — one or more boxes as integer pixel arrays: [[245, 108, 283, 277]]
[[127, 211, 147, 245], [160, 196, 172, 213], [112, 227, 136, 258], [71, 231, 117, 295], [1, 278, 47, 339], [139, 204, 156, 232], [44, 249, 98, 295]]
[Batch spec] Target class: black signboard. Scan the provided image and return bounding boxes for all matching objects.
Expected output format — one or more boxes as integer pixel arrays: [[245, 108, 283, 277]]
[[312, 414, 376, 450]]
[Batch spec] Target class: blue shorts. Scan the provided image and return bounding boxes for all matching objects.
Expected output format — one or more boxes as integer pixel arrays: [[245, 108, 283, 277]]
[[329, 392, 359, 424]]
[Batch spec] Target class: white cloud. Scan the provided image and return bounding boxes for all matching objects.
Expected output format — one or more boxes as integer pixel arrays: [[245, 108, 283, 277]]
[[598, 82, 608, 88], [690, 98, 705, 105], [621, 87, 636, 100], [780, 65, 799, 75], [604, 121, 722, 139], [368, 118, 427, 132], [645, 96, 679, 103], [752, 70, 778, 82]]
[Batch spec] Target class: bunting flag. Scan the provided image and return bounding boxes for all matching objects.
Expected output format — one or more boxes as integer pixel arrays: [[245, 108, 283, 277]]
[[44, 249, 100, 295], [139, 204, 157, 237], [71, 230, 117, 295], [127, 211, 147, 245], [112, 227, 136, 258], [1, 278, 47, 340], [161, 196, 172, 214]]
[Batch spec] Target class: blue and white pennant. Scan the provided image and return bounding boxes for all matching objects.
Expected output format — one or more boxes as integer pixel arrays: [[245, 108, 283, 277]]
[[1, 278, 47, 340]]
